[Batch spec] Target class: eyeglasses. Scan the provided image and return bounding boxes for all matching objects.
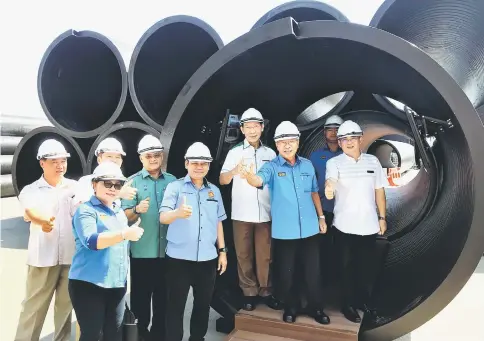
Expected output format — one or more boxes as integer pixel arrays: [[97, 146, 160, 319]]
[[143, 153, 162, 160], [102, 181, 124, 190], [339, 136, 360, 144]]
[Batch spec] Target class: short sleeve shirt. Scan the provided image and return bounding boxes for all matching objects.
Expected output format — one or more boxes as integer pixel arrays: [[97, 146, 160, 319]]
[[221, 140, 276, 223], [159, 175, 227, 262], [326, 153, 388, 235], [257, 155, 319, 240]]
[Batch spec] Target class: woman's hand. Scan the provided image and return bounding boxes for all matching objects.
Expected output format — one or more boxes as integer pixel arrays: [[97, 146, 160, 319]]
[[123, 218, 144, 241]]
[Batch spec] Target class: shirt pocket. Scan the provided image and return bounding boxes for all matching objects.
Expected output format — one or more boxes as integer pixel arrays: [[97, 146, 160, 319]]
[[301, 173, 313, 192]]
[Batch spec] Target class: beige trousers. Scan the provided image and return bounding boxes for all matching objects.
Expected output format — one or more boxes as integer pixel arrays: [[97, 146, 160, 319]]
[[233, 220, 272, 297], [14, 265, 72, 341]]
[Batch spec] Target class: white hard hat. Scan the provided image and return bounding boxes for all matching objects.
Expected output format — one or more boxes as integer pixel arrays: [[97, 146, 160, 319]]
[[36, 139, 71, 160], [95, 137, 126, 156], [137, 134, 164, 154], [240, 108, 264, 124], [184, 142, 213, 163], [274, 121, 300, 142], [92, 161, 126, 182], [337, 120, 363, 138], [324, 115, 344, 128]]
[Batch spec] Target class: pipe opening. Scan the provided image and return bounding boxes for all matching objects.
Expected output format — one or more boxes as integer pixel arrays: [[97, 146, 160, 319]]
[[38, 31, 126, 137], [12, 128, 86, 196], [129, 17, 223, 130], [86, 122, 161, 177], [161, 19, 484, 339]]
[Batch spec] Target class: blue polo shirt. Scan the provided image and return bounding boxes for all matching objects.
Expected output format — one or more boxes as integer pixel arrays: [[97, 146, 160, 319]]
[[258, 155, 319, 240], [159, 175, 227, 262], [309, 145, 342, 212], [69, 196, 129, 288]]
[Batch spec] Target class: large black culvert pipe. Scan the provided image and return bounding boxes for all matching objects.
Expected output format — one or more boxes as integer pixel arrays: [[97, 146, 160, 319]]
[[370, 0, 484, 114], [1, 155, 13, 175], [1, 136, 22, 154], [128, 16, 223, 131], [12, 127, 87, 196], [86, 121, 160, 178], [0, 115, 51, 136], [253, 1, 353, 128], [38, 30, 127, 138], [1, 174, 15, 198], [160, 18, 484, 341]]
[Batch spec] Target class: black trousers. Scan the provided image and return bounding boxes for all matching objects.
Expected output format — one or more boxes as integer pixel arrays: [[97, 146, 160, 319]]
[[320, 212, 335, 286], [273, 234, 323, 311], [68, 279, 126, 341], [130, 257, 167, 340], [334, 228, 377, 307], [164, 256, 217, 341]]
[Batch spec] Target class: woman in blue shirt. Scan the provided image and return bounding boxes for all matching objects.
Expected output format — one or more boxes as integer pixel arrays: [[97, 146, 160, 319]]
[[68, 162, 144, 341]]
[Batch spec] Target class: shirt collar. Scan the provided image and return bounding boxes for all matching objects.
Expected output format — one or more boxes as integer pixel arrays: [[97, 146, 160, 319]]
[[89, 195, 119, 212], [323, 144, 342, 153], [343, 152, 363, 162], [141, 168, 164, 179], [37, 175, 65, 189], [277, 154, 301, 166], [243, 139, 264, 150], [183, 174, 210, 188]]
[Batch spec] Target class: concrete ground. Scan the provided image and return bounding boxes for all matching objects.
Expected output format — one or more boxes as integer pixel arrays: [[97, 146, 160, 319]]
[[1, 196, 483, 341]]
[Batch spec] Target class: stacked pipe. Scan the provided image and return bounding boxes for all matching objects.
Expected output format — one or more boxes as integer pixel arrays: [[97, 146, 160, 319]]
[[9, 1, 484, 341]]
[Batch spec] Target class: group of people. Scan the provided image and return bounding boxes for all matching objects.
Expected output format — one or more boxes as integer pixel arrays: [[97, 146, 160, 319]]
[[14, 107, 387, 341]]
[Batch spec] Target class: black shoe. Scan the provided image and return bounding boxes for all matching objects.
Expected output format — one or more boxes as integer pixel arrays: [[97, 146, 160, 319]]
[[341, 306, 361, 323], [283, 308, 297, 323], [188, 337, 204, 341], [242, 296, 258, 311], [312, 309, 331, 325], [359, 304, 379, 321], [263, 295, 284, 310]]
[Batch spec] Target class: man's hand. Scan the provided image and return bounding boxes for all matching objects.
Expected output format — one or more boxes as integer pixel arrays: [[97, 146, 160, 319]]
[[325, 180, 335, 200], [123, 218, 144, 241], [319, 217, 327, 234], [218, 252, 227, 275], [232, 158, 246, 179], [120, 179, 137, 200], [241, 163, 255, 180], [378, 219, 387, 235], [177, 196, 192, 219], [41, 217, 55, 233], [136, 197, 150, 214]]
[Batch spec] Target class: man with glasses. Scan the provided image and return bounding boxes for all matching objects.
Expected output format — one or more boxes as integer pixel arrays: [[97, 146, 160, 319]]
[[325, 120, 388, 323], [219, 108, 280, 311], [121, 134, 176, 341], [242, 121, 330, 325]]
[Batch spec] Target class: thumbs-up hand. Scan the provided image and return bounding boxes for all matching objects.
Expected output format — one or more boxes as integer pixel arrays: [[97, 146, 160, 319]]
[[136, 197, 150, 214], [325, 179, 336, 200], [241, 163, 255, 180], [123, 218, 144, 242], [233, 158, 246, 179], [120, 179, 137, 200], [41, 216, 55, 233], [178, 195, 193, 219]]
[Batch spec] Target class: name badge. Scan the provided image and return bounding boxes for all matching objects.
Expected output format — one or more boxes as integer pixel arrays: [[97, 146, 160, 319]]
[[367, 170, 375, 174], [278, 172, 286, 177]]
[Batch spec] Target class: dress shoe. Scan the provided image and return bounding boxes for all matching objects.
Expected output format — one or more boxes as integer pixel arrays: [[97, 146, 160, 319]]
[[283, 308, 297, 323], [341, 306, 361, 323], [242, 296, 258, 311], [263, 295, 284, 310], [312, 309, 331, 325], [359, 304, 379, 321]]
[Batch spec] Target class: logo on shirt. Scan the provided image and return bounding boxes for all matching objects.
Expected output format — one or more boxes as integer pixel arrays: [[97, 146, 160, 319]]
[[320, 155, 327, 159], [143, 185, 148, 191], [278, 172, 286, 177], [99, 214, 108, 221], [208, 191, 215, 199]]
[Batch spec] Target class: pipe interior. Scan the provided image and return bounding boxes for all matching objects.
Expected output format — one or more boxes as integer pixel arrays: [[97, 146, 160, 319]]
[[13, 132, 84, 194], [165, 23, 475, 329], [371, 0, 484, 109], [40, 34, 123, 132], [131, 22, 221, 127], [88, 126, 160, 177]]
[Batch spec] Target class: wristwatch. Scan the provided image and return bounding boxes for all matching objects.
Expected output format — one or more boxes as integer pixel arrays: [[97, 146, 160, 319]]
[[133, 205, 139, 214], [318, 215, 325, 220], [378, 216, 386, 221], [218, 247, 228, 253]]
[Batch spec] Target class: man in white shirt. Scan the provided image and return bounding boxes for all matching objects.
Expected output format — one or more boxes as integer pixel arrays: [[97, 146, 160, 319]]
[[70, 137, 136, 215], [325, 120, 388, 324], [220, 108, 281, 311], [14, 139, 78, 341]]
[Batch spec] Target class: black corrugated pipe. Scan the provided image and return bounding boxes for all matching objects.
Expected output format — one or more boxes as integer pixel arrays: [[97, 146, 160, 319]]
[[86, 121, 160, 178], [0, 115, 51, 136], [38, 30, 129, 138], [160, 18, 484, 341], [128, 15, 223, 131], [252, 0, 353, 130], [370, 0, 484, 115], [1, 174, 15, 198], [12, 127, 87, 196]]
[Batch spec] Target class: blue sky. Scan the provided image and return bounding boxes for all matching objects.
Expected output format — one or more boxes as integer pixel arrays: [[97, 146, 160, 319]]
[[0, 0, 384, 119]]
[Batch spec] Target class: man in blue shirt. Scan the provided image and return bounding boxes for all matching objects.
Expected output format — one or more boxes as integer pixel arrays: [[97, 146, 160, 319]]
[[242, 121, 330, 325], [309, 115, 343, 285], [159, 142, 228, 341]]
